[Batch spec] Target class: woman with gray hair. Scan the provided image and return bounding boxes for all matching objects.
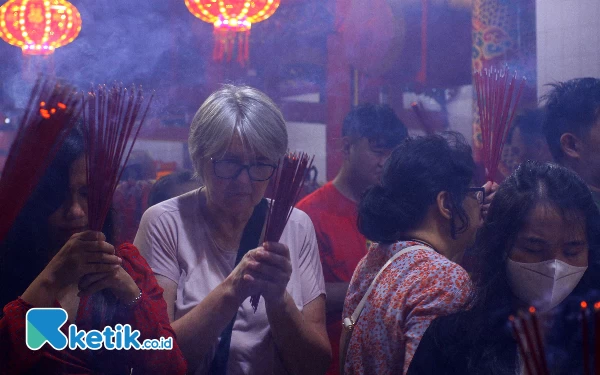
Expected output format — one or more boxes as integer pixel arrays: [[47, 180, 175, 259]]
[[134, 85, 331, 374]]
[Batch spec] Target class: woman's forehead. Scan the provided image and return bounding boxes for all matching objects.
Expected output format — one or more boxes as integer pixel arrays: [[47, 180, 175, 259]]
[[520, 203, 587, 238], [217, 135, 270, 161]]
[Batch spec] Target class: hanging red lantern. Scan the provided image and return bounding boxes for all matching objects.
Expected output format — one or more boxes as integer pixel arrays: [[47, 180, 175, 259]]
[[0, 0, 81, 55], [185, 0, 280, 65]]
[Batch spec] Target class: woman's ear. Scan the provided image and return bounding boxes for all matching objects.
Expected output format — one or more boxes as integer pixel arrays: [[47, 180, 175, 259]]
[[341, 136, 353, 158], [436, 191, 453, 220], [560, 133, 583, 160]]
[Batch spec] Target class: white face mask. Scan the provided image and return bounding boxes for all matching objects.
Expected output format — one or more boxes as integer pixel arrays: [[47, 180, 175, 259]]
[[506, 258, 587, 312]]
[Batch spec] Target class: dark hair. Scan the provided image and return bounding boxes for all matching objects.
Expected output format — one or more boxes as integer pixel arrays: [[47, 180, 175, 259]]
[[0, 126, 114, 308], [358, 132, 476, 243], [434, 161, 600, 372], [148, 170, 197, 207], [542, 78, 600, 161], [507, 108, 546, 146], [342, 103, 408, 149]]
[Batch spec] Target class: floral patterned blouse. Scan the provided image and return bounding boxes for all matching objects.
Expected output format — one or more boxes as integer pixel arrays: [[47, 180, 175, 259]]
[[342, 241, 473, 375]]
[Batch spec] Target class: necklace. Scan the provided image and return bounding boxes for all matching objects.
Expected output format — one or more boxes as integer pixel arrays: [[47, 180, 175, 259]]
[[408, 238, 436, 250], [206, 221, 238, 253]]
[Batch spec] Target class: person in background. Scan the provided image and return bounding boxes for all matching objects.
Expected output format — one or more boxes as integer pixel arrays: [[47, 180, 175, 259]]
[[0, 127, 186, 374], [542, 77, 600, 209], [297, 103, 408, 375], [408, 161, 600, 374], [147, 170, 201, 207], [113, 150, 156, 244], [500, 108, 552, 175], [135, 85, 331, 374], [342, 133, 483, 374]]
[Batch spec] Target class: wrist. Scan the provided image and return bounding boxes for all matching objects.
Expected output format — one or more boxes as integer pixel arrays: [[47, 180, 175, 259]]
[[265, 291, 289, 311], [116, 283, 141, 304], [38, 270, 64, 296], [222, 275, 246, 305], [121, 288, 142, 308], [21, 273, 61, 307]]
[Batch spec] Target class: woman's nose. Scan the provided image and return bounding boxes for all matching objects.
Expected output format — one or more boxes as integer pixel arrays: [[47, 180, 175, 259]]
[[66, 199, 86, 219], [235, 167, 252, 184]]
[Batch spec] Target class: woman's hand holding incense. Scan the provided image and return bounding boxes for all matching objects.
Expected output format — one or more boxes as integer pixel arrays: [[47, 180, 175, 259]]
[[22, 231, 121, 306], [77, 265, 140, 304], [42, 231, 121, 291], [245, 242, 292, 306], [482, 181, 499, 219], [225, 242, 292, 306]]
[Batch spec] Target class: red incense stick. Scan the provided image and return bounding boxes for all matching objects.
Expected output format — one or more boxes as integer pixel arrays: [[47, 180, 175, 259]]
[[581, 301, 591, 375], [510, 308, 550, 375], [510, 315, 536, 375], [249, 152, 313, 311], [594, 302, 600, 375], [82, 83, 153, 231], [474, 67, 525, 182], [529, 307, 550, 375]]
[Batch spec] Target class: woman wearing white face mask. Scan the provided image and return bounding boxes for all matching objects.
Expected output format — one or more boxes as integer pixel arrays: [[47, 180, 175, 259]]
[[407, 161, 600, 375]]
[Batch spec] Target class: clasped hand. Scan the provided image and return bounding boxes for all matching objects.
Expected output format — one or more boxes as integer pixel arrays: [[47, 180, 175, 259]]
[[227, 242, 292, 307], [42, 230, 139, 304]]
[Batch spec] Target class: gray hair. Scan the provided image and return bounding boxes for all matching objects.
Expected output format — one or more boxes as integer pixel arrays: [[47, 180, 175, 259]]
[[188, 84, 288, 178]]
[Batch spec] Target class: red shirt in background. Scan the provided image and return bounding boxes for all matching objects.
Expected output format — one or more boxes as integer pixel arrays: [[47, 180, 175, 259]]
[[297, 182, 370, 375]]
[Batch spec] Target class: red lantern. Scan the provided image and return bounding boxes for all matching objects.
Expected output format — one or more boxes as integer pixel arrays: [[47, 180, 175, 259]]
[[339, 0, 405, 77], [0, 0, 81, 55], [185, 0, 280, 65]]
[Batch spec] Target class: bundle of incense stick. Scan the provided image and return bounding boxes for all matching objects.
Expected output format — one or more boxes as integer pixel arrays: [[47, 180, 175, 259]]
[[474, 67, 525, 182], [82, 83, 153, 231], [250, 152, 314, 311], [581, 301, 592, 375], [509, 307, 550, 375], [0, 77, 81, 242], [594, 302, 600, 375]]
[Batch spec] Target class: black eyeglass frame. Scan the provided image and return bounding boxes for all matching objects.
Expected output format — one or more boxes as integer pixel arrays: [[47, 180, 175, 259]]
[[467, 187, 486, 205], [210, 158, 278, 182]]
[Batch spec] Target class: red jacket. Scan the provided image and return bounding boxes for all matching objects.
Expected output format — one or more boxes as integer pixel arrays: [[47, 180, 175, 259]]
[[0, 243, 187, 375]]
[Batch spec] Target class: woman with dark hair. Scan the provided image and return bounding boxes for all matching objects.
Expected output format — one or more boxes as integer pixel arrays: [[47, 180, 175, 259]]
[[341, 133, 485, 374], [407, 161, 600, 374], [147, 170, 201, 207], [0, 127, 187, 374]]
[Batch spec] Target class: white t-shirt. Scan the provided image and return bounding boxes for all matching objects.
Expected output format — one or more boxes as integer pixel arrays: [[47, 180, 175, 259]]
[[134, 189, 326, 375]]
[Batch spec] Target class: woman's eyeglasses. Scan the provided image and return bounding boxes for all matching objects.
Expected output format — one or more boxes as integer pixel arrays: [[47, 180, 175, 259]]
[[211, 158, 277, 181], [467, 187, 486, 205]]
